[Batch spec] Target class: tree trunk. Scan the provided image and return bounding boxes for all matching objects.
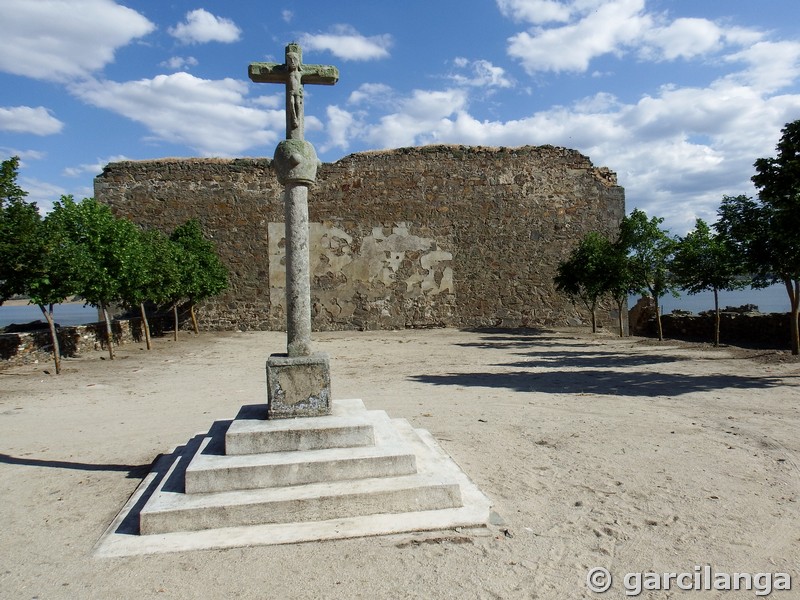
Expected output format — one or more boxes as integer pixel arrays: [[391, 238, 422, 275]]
[[590, 300, 597, 333], [787, 278, 799, 356], [654, 297, 664, 341], [139, 302, 152, 350], [615, 297, 625, 337], [39, 304, 61, 374], [189, 303, 199, 334], [173, 304, 179, 342], [101, 302, 115, 360], [713, 287, 720, 347]]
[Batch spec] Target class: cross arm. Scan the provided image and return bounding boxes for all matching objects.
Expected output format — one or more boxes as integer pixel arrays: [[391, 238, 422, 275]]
[[248, 62, 339, 85]]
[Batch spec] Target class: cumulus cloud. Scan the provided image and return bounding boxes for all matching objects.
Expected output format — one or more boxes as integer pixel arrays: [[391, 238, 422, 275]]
[[0, 0, 154, 82], [299, 25, 392, 61], [70, 74, 282, 156], [506, 0, 651, 73], [641, 18, 724, 61], [0, 106, 64, 135], [501, 0, 771, 75], [18, 177, 67, 214], [169, 9, 241, 45], [347, 83, 396, 107], [450, 59, 514, 89], [725, 40, 800, 93], [358, 88, 469, 149], [496, 0, 572, 24], [320, 106, 358, 152], [160, 56, 199, 71], [62, 155, 129, 178]]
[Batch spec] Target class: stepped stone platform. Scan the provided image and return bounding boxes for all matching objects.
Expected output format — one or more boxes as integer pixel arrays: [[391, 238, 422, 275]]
[[94, 399, 492, 557]]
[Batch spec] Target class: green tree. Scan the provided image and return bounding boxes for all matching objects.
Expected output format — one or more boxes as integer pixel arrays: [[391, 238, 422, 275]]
[[605, 244, 637, 338], [619, 209, 677, 341], [555, 231, 616, 333], [118, 228, 182, 349], [25, 213, 91, 374], [0, 156, 26, 205], [0, 159, 88, 373], [671, 218, 745, 346], [170, 220, 228, 336], [744, 119, 800, 354], [0, 157, 40, 303], [47, 196, 140, 360]]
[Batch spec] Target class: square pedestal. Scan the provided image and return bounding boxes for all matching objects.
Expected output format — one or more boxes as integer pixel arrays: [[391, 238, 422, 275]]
[[266, 353, 331, 419]]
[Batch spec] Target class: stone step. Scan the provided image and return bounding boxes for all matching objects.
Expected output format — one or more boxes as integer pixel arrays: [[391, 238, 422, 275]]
[[225, 414, 375, 455], [140, 471, 463, 535], [185, 437, 418, 493], [185, 409, 416, 493], [95, 399, 494, 556]]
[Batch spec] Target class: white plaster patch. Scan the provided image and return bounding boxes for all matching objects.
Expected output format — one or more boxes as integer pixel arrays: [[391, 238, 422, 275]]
[[268, 222, 454, 321]]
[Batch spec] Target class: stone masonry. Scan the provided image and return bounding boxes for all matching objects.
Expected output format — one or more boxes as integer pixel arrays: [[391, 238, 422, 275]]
[[94, 145, 626, 331]]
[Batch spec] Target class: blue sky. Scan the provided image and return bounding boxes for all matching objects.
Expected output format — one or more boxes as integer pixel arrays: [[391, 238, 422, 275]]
[[1, 0, 799, 233]]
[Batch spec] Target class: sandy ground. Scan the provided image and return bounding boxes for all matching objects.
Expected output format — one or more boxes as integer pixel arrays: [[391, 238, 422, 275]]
[[0, 327, 798, 599]]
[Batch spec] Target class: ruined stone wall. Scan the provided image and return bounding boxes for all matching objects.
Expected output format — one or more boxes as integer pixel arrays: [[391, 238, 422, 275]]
[[94, 145, 625, 331]]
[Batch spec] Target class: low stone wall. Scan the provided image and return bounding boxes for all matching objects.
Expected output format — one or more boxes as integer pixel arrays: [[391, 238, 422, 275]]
[[661, 312, 793, 348], [0, 317, 172, 368], [634, 309, 793, 349]]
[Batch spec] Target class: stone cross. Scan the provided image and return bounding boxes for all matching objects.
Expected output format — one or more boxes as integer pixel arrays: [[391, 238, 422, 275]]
[[249, 43, 338, 141], [249, 43, 339, 358], [249, 43, 338, 418]]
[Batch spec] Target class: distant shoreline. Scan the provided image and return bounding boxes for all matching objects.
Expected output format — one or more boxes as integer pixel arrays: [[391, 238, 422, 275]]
[[3, 298, 87, 307]]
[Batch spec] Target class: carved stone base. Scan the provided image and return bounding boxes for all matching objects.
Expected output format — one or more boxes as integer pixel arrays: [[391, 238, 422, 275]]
[[266, 353, 331, 418]]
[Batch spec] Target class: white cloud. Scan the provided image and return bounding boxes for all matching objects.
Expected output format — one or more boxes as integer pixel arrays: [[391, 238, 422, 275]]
[[169, 9, 241, 45], [0, 149, 47, 167], [507, 0, 651, 73], [282, 10, 294, 24], [496, 0, 572, 24], [160, 56, 199, 71], [18, 177, 67, 214], [347, 83, 396, 109], [299, 25, 392, 61], [252, 95, 283, 109], [725, 41, 800, 93], [70, 74, 282, 156], [450, 59, 514, 88], [0, 106, 64, 135], [641, 18, 724, 61], [62, 155, 128, 178], [364, 89, 469, 148], [321, 106, 358, 152], [0, 0, 154, 82], [501, 0, 771, 75]]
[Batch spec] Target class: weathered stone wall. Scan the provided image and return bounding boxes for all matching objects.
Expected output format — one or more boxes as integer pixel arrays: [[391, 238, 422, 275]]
[[94, 145, 625, 331], [661, 312, 793, 348], [0, 318, 148, 368], [628, 297, 794, 349]]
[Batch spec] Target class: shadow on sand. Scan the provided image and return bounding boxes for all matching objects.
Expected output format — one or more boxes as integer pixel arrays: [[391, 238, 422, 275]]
[[411, 328, 786, 397]]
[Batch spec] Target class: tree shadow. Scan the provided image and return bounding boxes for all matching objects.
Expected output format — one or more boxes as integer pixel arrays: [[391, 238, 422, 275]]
[[455, 327, 560, 349], [0, 453, 150, 479], [499, 349, 685, 369], [410, 369, 785, 397]]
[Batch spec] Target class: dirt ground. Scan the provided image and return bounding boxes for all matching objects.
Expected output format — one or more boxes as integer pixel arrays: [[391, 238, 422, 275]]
[[1, 327, 798, 599]]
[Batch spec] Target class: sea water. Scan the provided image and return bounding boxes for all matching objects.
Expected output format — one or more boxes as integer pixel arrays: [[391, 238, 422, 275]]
[[0, 303, 100, 328], [1, 283, 791, 329], [630, 282, 791, 315]]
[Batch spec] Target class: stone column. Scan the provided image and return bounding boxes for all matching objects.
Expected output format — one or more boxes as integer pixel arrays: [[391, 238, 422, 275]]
[[265, 139, 331, 419], [284, 183, 312, 357]]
